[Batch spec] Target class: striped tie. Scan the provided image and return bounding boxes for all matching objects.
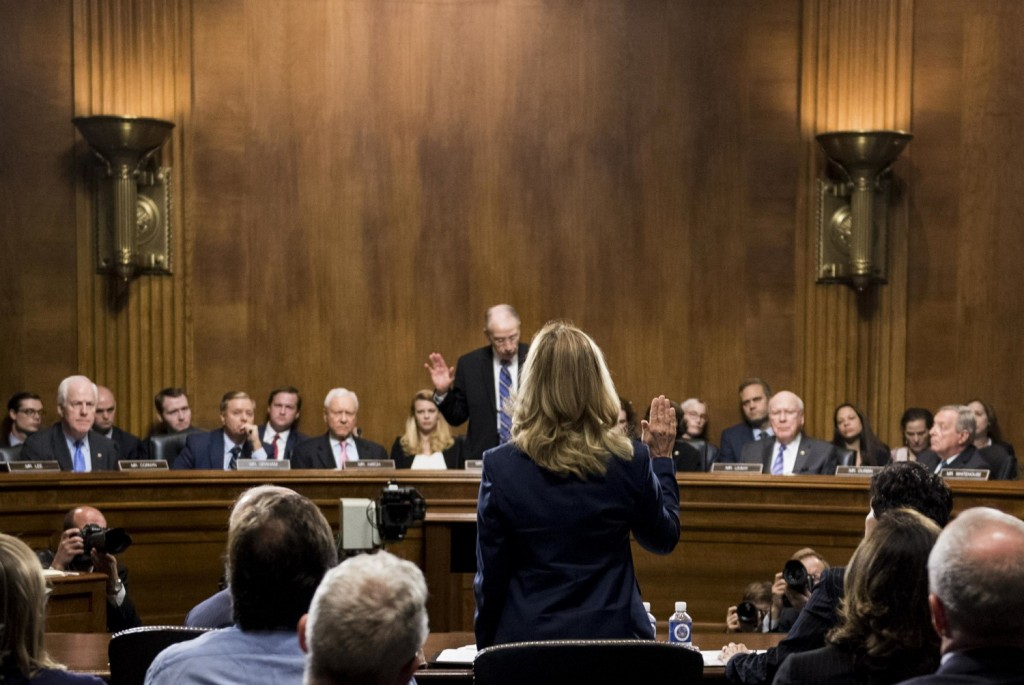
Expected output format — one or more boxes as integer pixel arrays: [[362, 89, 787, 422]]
[[498, 361, 512, 443], [228, 445, 241, 470], [771, 444, 785, 475]]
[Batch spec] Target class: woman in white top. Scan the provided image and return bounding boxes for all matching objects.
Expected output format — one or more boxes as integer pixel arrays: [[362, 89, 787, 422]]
[[390, 389, 463, 469], [890, 407, 933, 462]]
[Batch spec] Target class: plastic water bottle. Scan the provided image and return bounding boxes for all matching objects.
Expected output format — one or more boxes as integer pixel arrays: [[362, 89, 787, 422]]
[[668, 600, 692, 644], [643, 601, 657, 638]]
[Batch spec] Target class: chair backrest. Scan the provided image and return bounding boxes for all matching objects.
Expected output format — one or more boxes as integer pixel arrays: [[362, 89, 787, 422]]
[[0, 444, 22, 463], [108, 625, 212, 685], [473, 639, 703, 685], [837, 448, 856, 467], [148, 433, 189, 466]]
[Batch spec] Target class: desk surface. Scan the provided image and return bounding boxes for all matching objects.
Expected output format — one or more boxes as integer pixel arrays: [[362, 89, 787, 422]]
[[48, 629, 782, 682]]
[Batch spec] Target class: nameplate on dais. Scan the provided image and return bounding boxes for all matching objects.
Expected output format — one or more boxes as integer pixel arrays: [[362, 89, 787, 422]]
[[941, 468, 990, 480], [345, 460, 395, 469], [236, 459, 292, 470], [835, 465, 883, 477], [0, 461, 61, 473], [118, 459, 169, 471], [710, 463, 764, 474]]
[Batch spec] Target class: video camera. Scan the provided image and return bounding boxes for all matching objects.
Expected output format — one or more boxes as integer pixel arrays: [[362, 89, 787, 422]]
[[339, 481, 426, 554]]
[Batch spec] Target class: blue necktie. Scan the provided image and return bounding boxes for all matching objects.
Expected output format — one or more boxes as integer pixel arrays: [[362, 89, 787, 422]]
[[72, 440, 86, 472], [771, 444, 785, 475], [498, 361, 512, 443]]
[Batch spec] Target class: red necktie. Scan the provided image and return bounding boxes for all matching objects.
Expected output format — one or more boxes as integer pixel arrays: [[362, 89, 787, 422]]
[[269, 434, 280, 459]]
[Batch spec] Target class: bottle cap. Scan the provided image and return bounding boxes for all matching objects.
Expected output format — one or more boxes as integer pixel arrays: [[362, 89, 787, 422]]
[[643, 601, 651, 612], [675, 601, 687, 612]]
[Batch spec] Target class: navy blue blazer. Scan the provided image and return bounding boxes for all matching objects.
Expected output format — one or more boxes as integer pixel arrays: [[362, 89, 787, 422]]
[[19, 424, 119, 471], [437, 343, 529, 461], [290, 432, 388, 469], [917, 445, 993, 475], [740, 435, 839, 475], [258, 425, 308, 460], [719, 422, 769, 463], [898, 647, 1024, 685], [474, 440, 680, 648], [172, 429, 254, 470], [108, 426, 142, 461]]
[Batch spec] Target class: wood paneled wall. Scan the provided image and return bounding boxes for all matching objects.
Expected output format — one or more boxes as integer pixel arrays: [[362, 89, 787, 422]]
[[2, 0, 1024, 453]]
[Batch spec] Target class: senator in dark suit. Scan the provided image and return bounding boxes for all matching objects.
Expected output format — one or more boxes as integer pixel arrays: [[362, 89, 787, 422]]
[[916, 405, 1002, 477], [473, 322, 680, 649], [427, 304, 529, 461], [897, 508, 1024, 685], [717, 378, 774, 463], [172, 391, 269, 470], [19, 376, 119, 471], [259, 385, 307, 460], [738, 390, 838, 475], [290, 387, 388, 469]]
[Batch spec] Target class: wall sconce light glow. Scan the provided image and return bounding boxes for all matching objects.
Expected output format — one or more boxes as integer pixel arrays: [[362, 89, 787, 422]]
[[815, 130, 912, 292], [72, 115, 175, 283]]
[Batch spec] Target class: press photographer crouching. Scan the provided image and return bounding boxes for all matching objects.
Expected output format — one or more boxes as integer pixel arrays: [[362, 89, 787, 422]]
[[39, 505, 142, 632], [726, 548, 827, 633]]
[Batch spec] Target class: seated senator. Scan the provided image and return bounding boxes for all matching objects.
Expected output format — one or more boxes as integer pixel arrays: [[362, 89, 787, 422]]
[[390, 389, 463, 469]]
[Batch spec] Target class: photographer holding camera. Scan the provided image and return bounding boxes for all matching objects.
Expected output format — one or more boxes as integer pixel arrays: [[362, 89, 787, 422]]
[[43, 505, 141, 633], [725, 548, 827, 633]]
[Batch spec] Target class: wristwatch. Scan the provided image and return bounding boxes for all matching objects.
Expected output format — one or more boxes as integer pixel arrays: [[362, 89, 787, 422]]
[[108, 579, 123, 595]]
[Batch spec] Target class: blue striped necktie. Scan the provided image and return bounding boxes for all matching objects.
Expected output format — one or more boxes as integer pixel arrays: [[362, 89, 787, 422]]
[[498, 361, 512, 443], [72, 440, 86, 472], [771, 443, 785, 475]]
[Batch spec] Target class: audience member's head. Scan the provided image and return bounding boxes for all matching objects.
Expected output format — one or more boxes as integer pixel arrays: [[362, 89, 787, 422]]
[[154, 387, 192, 433], [899, 407, 933, 456], [868, 461, 953, 534], [399, 389, 454, 456], [928, 507, 1024, 652], [266, 386, 302, 433], [929, 405, 975, 461], [738, 378, 771, 428], [227, 486, 338, 631], [828, 509, 941, 675], [56, 375, 99, 442], [0, 533, 60, 677], [300, 550, 428, 685]]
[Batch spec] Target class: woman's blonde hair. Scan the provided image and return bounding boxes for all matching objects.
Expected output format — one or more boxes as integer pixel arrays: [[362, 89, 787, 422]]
[[399, 389, 455, 456], [0, 533, 60, 676], [511, 320, 632, 477]]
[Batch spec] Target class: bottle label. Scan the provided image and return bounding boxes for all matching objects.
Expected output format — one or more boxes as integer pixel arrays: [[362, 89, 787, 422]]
[[669, 620, 691, 643]]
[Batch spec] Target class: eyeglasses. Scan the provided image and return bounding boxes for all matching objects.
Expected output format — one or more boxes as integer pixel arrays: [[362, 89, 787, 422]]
[[489, 333, 520, 345], [18, 408, 45, 418]]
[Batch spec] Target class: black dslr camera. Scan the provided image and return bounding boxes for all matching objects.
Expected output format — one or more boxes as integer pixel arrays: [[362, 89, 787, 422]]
[[736, 600, 762, 630], [74, 523, 132, 566], [782, 558, 815, 593]]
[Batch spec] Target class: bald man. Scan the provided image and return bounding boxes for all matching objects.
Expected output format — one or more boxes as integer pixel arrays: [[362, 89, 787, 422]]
[[739, 391, 838, 475], [94, 386, 142, 461], [43, 505, 142, 632], [20, 375, 120, 471], [426, 304, 529, 461]]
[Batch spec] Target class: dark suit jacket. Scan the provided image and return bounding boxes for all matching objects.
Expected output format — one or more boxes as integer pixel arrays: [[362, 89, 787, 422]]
[[474, 441, 680, 648], [775, 643, 937, 685], [290, 432, 388, 469], [19, 424, 119, 471], [172, 429, 255, 470], [106, 426, 142, 461], [726, 567, 846, 684], [390, 435, 464, 469], [672, 439, 703, 472], [740, 435, 839, 475], [980, 444, 1017, 480], [897, 647, 1024, 685], [437, 343, 530, 461], [917, 445, 993, 475], [719, 422, 769, 463], [258, 425, 308, 460]]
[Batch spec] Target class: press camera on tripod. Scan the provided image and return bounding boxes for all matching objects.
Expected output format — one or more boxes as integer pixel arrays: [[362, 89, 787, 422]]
[[338, 481, 426, 555]]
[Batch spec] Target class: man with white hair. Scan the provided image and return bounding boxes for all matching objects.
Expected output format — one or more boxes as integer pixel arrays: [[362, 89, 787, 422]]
[[300, 551, 428, 685], [897, 507, 1024, 684], [917, 405, 993, 474], [291, 388, 387, 468], [20, 375, 119, 470], [738, 390, 838, 475]]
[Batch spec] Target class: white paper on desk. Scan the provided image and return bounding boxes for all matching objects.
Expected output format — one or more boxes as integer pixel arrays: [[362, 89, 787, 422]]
[[434, 645, 478, 665], [701, 649, 766, 668]]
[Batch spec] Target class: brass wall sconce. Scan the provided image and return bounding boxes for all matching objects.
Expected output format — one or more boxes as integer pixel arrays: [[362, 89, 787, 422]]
[[72, 115, 175, 282], [815, 130, 912, 292]]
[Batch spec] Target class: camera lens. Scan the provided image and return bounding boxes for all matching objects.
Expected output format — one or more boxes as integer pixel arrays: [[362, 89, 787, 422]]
[[737, 601, 760, 627], [783, 559, 809, 591]]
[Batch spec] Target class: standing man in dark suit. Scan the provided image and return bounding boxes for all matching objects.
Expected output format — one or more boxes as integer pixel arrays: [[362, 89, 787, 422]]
[[917, 405, 995, 475], [291, 388, 388, 468], [719, 378, 774, 463], [425, 304, 529, 461], [897, 507, 1024, 685], [259, 386, 307, 460], [20, 375, 119, 471], [740, 390, 838, 475], [173, 391, 269, 470], [94, 386, 142, 461]]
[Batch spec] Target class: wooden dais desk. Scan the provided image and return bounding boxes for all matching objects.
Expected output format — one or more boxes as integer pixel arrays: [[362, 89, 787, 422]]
[[47, 573, 108, 633]]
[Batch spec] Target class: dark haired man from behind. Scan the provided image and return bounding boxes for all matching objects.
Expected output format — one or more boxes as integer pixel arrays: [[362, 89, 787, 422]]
[[146, 486, 338, 684], [721, 460, 953, 684], [896, 507, 1024, 685], [718, 378, 773, 463]]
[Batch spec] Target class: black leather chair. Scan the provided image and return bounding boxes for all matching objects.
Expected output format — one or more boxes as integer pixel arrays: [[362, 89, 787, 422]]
[[108, 625, 212, 685], [473, 639, 704, 685], [148, 433, 190, 467], [980, 444, 1018, 480], [0, 444, 22, 463]]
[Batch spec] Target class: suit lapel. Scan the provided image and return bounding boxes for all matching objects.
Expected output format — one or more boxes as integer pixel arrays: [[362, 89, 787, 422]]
[[55, 427, 73, 471], [213, 430, 226, 469], [90, 432, 107, 470], [319, 435, 334, 468], [793, 446, 810, 473], [760, 440, 773, 471], [481, 350, 497, 414]]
